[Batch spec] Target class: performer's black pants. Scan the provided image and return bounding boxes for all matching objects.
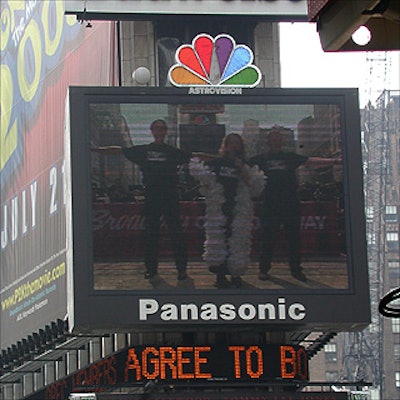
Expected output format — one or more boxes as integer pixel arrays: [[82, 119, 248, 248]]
[[259, 200, 302, 273], [143, 187, 187, 273]]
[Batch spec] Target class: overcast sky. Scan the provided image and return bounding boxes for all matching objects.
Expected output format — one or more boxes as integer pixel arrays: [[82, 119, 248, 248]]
[[279, 22, 400, 108]]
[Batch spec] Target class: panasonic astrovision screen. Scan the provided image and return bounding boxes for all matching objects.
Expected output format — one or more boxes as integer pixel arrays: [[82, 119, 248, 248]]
[[66, 87, 370, 332]]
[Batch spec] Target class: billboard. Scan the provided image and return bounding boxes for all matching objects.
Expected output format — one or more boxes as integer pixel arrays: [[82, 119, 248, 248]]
[[66, 87, 370, 333], [0, 1, 117, 351]]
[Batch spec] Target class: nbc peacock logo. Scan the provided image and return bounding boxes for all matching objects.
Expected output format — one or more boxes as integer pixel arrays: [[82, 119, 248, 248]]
[[168, 33, 262, 88]]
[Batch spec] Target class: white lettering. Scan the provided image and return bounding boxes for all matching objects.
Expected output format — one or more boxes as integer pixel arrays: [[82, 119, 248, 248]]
[[139, 298, 306, 322], [11, 196, 18, 241], [22, 189, 27, 234], [200, 303, 218, 320], [1, 204, 8, 249], [61, 160, 66, 207], [188, 87, 243, 95], [139, 298, 159, 319], [258, 303, 276, 320], [30, 180, 37, 228], [181, 303, 199, 320], [160, 303, 178, 320], [1, 179, 38, 250], [238, 304, 256, 320], [288, 303, 306, 320], [301, 215, 326, 230], [49, 166, 58, 215], [278, 297, 286, 319], [220, 303, 236, 320]]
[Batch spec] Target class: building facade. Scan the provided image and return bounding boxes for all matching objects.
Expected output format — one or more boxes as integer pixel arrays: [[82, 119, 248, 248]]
[[309, 91, 400, 400]]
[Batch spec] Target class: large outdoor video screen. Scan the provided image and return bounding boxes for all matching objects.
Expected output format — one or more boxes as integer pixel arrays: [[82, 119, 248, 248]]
[[66, 87, 370, 332]]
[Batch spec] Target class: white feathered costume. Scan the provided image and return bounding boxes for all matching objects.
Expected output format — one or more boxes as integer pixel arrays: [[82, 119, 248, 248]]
[[190, 157, 265, 277]]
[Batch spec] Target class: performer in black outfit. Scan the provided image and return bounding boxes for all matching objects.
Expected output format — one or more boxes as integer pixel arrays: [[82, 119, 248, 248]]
[[122, 119, 190, 280], [250, 128, 308, 282]]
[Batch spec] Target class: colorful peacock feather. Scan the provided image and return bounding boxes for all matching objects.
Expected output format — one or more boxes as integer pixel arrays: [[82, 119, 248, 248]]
[[168, 33, 262, 87]]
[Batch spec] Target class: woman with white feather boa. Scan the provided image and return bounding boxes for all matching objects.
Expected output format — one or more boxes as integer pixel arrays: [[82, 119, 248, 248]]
[[189, 133, 265, 288]]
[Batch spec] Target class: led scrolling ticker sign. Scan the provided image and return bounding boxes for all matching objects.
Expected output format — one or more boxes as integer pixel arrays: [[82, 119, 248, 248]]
[[41, 345, 308, 399], [124, 345, 309, 383], [41, 344, 309, 400]]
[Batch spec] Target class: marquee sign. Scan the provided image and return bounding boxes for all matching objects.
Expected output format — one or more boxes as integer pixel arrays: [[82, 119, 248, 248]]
[[33, 345, 309, 400], [168, 34, 262, 88], [124, 344, 308, 382]]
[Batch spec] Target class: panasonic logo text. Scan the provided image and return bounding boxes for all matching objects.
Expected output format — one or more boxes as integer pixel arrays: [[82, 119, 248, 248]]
[[139, 298, 306, 322]]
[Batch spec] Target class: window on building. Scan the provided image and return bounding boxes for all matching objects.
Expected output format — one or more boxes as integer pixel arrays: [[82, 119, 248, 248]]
[[387, 232, 399, 242], [385, 205, 398, 222], [396, 371, 400, 387], [365, 205, 374, 220], [324, 343, 338, 362], [388, 260, 400, 284], [394, 344, 400, 360], [388, 260, 400, 269], [367, 232, 376, 245], [387, 232, 399, 251], [386, 205, 397, 214], [393, 318, 400, 334]]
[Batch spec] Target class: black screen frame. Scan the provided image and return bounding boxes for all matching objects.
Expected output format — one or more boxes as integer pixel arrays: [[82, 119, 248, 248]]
[[66, 86, 370, 333]]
